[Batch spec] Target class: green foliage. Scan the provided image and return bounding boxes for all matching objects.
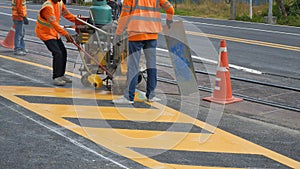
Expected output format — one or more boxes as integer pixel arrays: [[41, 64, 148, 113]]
[[235, 1, 300, 26], [236, 13, 251, 21], [277, 15, 300, 26], [235, 13, 265, 23], [252, 14, 265, 23], [285, 0, 300, 16], [272, 4, 281, 16], [76, 0, 85, 5], [166, 1, 300, 27], [172, 1, 230, 19], [173, 9, 191, 16]]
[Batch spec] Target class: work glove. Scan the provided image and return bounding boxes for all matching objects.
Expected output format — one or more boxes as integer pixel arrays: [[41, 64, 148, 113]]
[[23, 17, 29, 25], [166, 19, 173, 29], [65, 34, 74, 43]]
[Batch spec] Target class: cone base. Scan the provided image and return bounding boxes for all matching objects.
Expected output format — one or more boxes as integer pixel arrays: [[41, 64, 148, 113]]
[[0, 40, 14, 49], [203, 96, 243, 105]]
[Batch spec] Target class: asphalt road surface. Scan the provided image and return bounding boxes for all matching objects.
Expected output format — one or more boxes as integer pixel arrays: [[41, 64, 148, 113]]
[[0, 1, 299, 168]]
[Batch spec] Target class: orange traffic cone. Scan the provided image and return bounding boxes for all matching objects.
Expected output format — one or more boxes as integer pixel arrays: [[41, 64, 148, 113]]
[[0, 24, 15, 49], [203, 39, 243, 104]]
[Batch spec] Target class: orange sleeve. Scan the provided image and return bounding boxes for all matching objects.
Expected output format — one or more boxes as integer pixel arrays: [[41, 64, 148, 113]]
[[61, 3, 76, 23], [16, 0, 24, 17], [160, 0, 174, 20], [116, 0, 133, 35], [40, 6, 68, 36]]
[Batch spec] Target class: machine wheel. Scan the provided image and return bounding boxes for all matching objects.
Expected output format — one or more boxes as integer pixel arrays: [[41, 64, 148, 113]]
[[138, 71, 146, 84], [138, 72, 143, 84]]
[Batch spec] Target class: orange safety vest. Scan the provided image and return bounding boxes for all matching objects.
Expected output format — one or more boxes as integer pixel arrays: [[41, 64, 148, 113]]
[[35, 0, 63, 41], [117, 0, 174, 41], [127, 0, 162, 33], [12, 0, 27, 21]]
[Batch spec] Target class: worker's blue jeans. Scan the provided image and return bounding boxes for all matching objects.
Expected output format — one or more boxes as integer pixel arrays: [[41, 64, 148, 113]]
[[125, 40, 157, 101], [13, 20, 25, 51]]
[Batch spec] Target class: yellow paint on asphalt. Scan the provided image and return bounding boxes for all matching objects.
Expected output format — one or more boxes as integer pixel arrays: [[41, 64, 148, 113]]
[[186, 31, 300, 52], [0, 11, 299, 165], [0, 54, 81, 78], [1, 85, 299, 168], [39, 104, 188, 122], [166, 165, 242, 169], [0, 93, 90, 139]]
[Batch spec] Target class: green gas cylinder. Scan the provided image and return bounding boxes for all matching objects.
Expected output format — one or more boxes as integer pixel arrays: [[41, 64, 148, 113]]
[[90, 0, 112, 25]]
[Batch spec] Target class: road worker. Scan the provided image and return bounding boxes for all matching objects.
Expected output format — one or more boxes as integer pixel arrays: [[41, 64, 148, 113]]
[[35, 0, 75, 86], [12, 0, 28, 55], [112, 0, 174, 104]]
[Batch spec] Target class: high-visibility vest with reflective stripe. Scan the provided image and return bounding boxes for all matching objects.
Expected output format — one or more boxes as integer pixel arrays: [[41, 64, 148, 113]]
[[127, 0, 163, 33], [12, 0, 27, 20], [35, 0, 63, 41]]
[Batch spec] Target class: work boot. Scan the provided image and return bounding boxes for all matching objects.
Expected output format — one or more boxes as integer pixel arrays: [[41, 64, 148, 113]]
[[52, 77, 66, 86], [146, 97, 161, 102], [21, 48, 28, 54], [14, 50, 26, 56], [112, 96, 134, 104], [62, 75, 72, 83]]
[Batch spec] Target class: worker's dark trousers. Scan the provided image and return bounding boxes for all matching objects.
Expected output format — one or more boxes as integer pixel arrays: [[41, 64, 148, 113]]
[[44, 38, 67, 79]]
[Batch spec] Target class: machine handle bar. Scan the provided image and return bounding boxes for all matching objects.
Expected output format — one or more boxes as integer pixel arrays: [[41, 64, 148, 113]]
[[75, 17, 115, 36]]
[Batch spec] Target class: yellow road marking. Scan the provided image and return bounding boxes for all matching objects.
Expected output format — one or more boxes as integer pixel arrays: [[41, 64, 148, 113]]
[[167, 164, 243, 169], [0, 17, 299, 166], [1, 93, 89, 137], [1, 86, 299, 168], [0, 54, 81, 78], [186, 31, 300, 52], [80, 127, 250, 154], [37, 104, 185, 122], [0, 52, 299, 168]]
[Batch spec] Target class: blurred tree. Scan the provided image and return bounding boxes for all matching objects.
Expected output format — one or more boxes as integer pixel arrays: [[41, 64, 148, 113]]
[[276, 0, 288, 16]]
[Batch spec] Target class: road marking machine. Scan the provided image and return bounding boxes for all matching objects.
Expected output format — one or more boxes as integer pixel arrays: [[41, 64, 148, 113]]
[[72, 0, 193, 94], [72, 0, 134, 90]]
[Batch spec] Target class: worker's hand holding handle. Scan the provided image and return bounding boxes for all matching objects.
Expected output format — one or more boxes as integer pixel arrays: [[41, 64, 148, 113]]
[[23, 17, 29, 25], [166, 19, 173, 29], [116, 34, 122, 46], [65, 34, 74, 43]]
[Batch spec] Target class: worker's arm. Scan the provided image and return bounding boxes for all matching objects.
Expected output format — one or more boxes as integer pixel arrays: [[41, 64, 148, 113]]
[[116, 0, 133, 35], [160, 0, 174, 21], [40, 6, 68, 36], [61, 3, 76, 23]]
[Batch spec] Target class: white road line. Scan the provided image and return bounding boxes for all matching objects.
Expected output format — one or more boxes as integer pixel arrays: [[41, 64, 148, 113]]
[[0, 11, 263, 74], [0, 53, 128, 168], [182, 20, 300, 37], [0, 11, 12, 16], [0, 102, 129, 169], [1, 3, 300, 36], [157, 48, 263, 74], [0, 67, 52, 85], [67, 7, 90, 12]]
